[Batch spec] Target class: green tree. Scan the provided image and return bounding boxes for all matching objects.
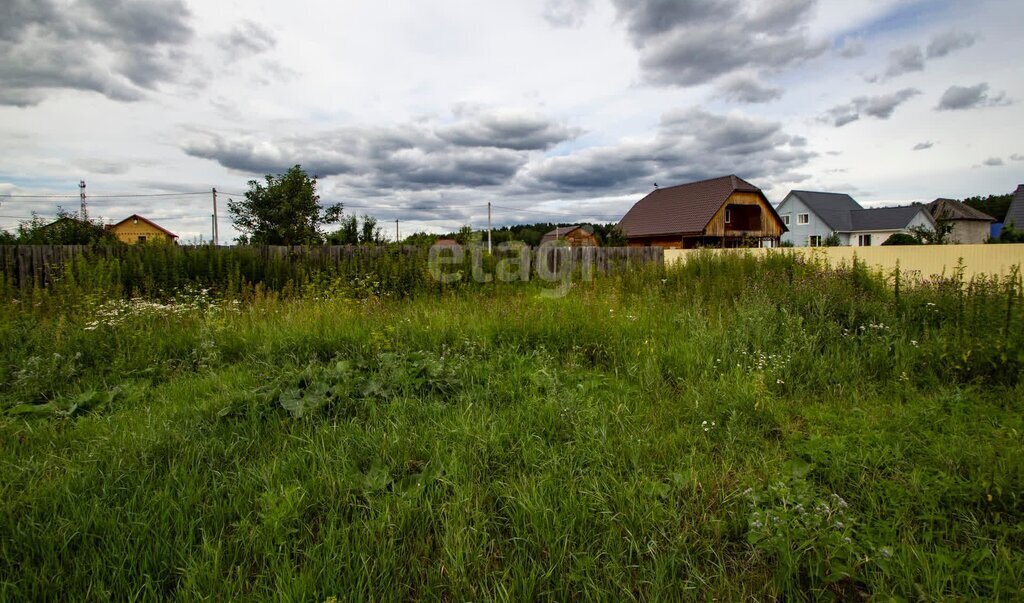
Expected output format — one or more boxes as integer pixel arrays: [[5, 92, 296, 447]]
[[991, 224, 1024, 243], [436, 221, 626, 247], [402, 231, 439, 246], [228, 165, 342, 245], [882, 233, 921, 246], [961, 194, 1012, 222], [360, 215, 385, 244], [326, 214, 386, 245], [909, 220, 954, 244], [605, 225, 627, 247], [454, 225, 476, 245], [3, 208, 119, 245], [590, 223, 627, 246], [327, 215, 360, 245]]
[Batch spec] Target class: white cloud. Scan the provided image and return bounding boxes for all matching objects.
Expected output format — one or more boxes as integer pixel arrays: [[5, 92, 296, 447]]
[[1, 0, 1023, 240]]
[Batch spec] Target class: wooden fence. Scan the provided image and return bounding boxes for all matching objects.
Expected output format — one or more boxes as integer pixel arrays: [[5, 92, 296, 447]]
[[0, 244, 664, 289], [0, 245, 101, 289], [522, 245, 663, 278]]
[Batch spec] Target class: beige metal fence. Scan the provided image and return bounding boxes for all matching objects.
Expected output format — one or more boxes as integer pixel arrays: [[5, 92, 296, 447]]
[[665, 244, 1024, 281]]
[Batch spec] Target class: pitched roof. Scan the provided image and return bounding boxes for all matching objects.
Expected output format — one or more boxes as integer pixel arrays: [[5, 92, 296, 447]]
[[618, 175, 769, 237], [108, 214, 179, 239], [543, 224, 583, 237], [41, 216, 103, 231], [849, 205, 932, 231], [540, 224, 593, 241], [1006, 185, 1024, 228], [786, 191, 863, 231], [927, 198, 995, 222]]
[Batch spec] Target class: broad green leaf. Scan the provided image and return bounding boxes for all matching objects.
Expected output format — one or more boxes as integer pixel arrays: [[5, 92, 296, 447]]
[[783, 458, 813, 480], [8, 403, 57, 416]]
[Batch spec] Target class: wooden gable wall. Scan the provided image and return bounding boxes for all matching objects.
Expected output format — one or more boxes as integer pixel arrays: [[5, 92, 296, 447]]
[[704, 191, 785, 238]]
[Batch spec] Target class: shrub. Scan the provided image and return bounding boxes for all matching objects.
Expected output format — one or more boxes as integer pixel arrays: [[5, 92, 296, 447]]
[[881, 233, 920, 246]]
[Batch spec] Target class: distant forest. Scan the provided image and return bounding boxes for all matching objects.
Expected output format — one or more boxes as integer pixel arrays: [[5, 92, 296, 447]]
[[960, 194, 1014, 222], [404, 222, 624, 247]]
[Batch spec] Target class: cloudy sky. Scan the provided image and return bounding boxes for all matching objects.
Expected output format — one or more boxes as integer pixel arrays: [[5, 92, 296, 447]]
[[1, 0, 1022, 242]]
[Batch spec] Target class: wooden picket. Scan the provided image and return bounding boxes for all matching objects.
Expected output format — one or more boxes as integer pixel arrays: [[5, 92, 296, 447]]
[[0, 244, 663, 289]]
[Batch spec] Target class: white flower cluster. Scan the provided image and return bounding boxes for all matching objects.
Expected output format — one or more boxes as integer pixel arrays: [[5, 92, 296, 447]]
[[82, 288, 223, 331], [738, 349, 791, 372], [858, 322, 891, 332]]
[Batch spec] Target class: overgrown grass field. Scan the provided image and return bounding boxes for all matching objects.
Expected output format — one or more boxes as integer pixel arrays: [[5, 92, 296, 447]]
[[1, 254, 1022, 600]]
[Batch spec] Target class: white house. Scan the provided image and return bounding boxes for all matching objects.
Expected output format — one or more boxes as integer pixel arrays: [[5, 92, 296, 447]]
[[776, 190, 935, 247]]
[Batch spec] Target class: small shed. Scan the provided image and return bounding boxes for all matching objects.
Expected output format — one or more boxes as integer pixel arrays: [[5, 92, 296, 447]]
[[927, 198, 995, 244], [539, 225, 598, 247]]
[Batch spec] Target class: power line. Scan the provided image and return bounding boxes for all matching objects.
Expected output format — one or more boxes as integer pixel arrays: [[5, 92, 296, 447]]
[[0, 213, 214, 223], [0, 191, 210, 199], [335, 200, 622, 220], [2, 190, 622, 219], [490, 204, 622, 220]]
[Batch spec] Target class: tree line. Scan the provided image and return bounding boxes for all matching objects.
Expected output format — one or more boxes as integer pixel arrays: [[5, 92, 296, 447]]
[[3, 164, 1018, 246]]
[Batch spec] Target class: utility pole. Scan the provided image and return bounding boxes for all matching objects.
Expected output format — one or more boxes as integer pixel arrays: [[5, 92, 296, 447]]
[[79, 180, 87, 221], [395, 219, 400, 243], [487, 202, 492, 254], [212, 188, 219, 246]]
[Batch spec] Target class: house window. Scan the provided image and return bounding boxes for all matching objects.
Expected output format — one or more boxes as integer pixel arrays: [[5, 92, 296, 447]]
[[858, 234, 872, 247], [137, 235, 147, 243], [725, 209, 732, 224], [797, 213, 809, 225], [808, 235, 822, 247], [783, 214, 790, 226]]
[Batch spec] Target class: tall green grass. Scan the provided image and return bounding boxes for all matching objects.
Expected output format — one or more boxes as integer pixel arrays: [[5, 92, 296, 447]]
[[0, 253, 1021, 600], [0, 244, 606, 302], [1, 245, 448, 301]]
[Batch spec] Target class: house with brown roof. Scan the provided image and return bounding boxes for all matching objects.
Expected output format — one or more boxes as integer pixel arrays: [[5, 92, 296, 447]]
[[927, 198, 994, 244], [106, 214, 178, 244], [539, 224, 598, 247], [617, 175, 786, 248]]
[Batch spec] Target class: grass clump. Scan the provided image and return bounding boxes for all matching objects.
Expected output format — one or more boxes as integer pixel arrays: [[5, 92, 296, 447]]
[[0, 253, 1022, 600]]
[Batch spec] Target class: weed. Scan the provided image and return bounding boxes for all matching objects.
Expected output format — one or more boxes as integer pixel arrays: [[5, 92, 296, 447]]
[[0, 253, 1021, 600]]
